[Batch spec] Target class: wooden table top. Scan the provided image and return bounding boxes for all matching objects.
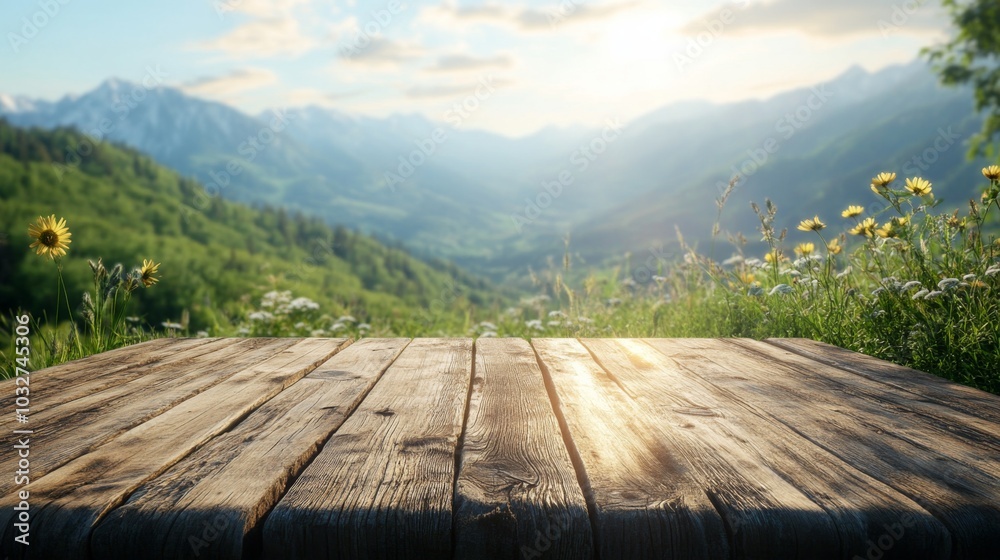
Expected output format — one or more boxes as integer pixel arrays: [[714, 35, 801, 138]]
[[2, 337, 999, 559]]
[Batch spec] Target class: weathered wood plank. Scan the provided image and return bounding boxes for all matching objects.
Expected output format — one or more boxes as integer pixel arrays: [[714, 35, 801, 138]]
[[731, 339, 1000, 473], [0, 338, 293, 497], [91, 338, 408, 560], [531, 338, 728, 560], [627, 338, 949, 559], [0, 338, 349, 560], [262, 338, 473, 560], [766, 338, 1000, 425], [31, 337, 229, 410], [454, 338, 593, 560], [662, 338, 1000, 558], [0, 337, 212, 410]]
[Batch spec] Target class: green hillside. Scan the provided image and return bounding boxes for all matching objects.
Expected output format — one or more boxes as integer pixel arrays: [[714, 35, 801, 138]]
[[0, 120, 498, 335]]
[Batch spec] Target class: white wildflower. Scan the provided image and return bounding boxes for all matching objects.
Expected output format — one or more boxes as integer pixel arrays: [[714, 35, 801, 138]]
[[248, 311, 274, 322], [769, 284, 795, 296], [289, 297, 320, 312], [937, 278, 960, 290]]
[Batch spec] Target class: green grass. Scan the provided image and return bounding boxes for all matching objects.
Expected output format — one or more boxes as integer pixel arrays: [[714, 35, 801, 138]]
[[4, 149, 999, 395]]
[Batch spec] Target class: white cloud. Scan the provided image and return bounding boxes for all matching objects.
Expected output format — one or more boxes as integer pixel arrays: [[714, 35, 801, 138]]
[[417, 1, 644, 33], [199, 17, 320, 58], [339, 36, 424, 65], [425, 54, 514, 73], [216, 0, 312, 19], [680, 0, 947, 39], [182, 68, 278, 97]]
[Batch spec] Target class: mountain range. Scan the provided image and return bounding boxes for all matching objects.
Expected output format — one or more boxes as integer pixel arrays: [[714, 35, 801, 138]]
[[2, 59, 990, 278]]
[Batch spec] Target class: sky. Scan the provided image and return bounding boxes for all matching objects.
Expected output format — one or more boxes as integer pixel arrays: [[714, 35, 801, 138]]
[[0, 0, 953, 137]]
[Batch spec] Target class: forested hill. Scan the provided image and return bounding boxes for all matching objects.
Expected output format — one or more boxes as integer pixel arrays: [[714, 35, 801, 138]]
[[0, 120, 496, 333]]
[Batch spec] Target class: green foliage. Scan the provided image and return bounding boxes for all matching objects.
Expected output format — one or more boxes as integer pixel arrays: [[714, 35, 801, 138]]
[[0, 120, 500, 374], [467, 171, 1000, 394], [3, 119, 998, 396], [926, 0, 1000, 159]]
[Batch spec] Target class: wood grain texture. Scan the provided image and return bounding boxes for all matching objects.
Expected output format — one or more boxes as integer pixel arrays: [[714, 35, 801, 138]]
[[0, 338, 294, 497], [532, 338, 729, 560], [0, 338, 349, 560], [664, 338, 1000, 558], [731, 339, 1000, 476], [638, 338, 950, 559], [30, 337, 227, 410], [91, 338, 408, 560], [262, 338, 473, 560], [0, 337, 210, 411], [766, 338, 1000, 425], [454, 338, 593, 560]]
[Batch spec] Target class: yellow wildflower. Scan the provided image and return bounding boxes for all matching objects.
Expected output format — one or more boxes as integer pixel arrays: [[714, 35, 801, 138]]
[[849, 217, 878, 237], [796, 216, 826, 232], [28, 215, 72, 259], [795, 242, 815, 257], [905, 177, 932, 196], [139, 259, 160, 287], [871, 172, 897, 187], [827, 238, 843, 255], [876, 222, 898, 238], [983, 165, 1000, 181], [842, 205, 864, 218]]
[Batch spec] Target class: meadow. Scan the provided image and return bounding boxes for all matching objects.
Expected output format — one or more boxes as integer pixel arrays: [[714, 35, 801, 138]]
[[6, 166, 999, 394]]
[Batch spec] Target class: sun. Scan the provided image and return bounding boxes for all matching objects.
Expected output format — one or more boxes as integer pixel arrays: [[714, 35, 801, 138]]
[[602, 11, 678, 62]]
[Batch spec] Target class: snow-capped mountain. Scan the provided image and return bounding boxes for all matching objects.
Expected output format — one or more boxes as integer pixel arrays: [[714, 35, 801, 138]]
[[0, 60, 986, 271]]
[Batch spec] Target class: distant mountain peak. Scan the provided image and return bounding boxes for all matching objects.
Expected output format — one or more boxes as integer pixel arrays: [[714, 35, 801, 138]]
[[0, 94, 18, 112], [97, 77, 128, 92]]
